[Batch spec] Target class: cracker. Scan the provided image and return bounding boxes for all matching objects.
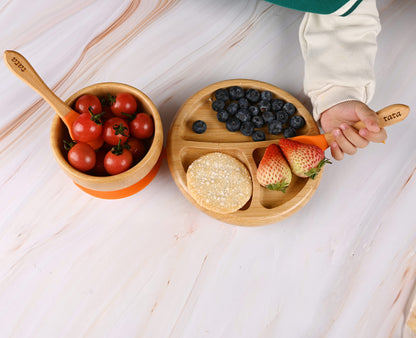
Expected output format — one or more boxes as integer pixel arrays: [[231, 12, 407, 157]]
[[186, 152, 252, 214]]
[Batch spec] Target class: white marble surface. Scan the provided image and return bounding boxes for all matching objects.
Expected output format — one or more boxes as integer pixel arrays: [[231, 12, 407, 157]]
[[1, 0, 415, 337]]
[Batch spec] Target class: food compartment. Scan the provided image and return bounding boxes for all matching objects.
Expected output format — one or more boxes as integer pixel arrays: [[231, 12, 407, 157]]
[[179, 145, 254, 211], [179, 80, 318, 144], [252, 147, 310, 210]]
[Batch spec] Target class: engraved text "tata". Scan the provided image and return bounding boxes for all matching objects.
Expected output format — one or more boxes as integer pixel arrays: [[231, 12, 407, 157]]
[[384, 111, 401, 121], [11, 57, 26, 72]]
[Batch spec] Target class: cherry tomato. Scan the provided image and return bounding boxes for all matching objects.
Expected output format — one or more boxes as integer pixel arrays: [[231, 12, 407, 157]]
[[102, 117, 130, 145], [75, 94, 102, 115], [129, 113, 154, 139], [111, 93, 138, 118], [104, 146, 133, 175], [126, 137, 146, 162], [67, 142, 96, 172], [72, 111, 102, 143]]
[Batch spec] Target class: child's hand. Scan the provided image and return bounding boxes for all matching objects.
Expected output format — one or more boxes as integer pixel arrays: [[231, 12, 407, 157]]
[[320, 101, 387, 160]]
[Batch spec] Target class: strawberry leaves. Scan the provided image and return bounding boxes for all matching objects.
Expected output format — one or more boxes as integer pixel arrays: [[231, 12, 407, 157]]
[[257, 144, 292, 192], [304, 158, 332, 179], [266, 179, 290, 193]]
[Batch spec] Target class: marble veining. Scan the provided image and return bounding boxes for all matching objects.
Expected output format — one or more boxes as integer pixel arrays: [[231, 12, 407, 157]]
[[0, 0, 415, 337]]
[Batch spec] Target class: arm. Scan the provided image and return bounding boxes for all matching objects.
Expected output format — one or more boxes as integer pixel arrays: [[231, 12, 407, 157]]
[[299, 0, 386, 160]]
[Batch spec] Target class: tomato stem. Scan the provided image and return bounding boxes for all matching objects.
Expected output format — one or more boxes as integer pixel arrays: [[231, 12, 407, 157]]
[[88, 107, 104, 125], [100, 95, 111, 107], [111, 140, 126, 155], [121, 112, 135, 121], [107, 93, 116, 106], [63, 139, 77, 151], [113, 123, 128, 136]]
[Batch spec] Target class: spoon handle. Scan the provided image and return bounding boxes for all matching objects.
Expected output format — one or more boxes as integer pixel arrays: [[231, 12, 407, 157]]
[[324, 104, 410, 145], [3, 50, 72, 118]]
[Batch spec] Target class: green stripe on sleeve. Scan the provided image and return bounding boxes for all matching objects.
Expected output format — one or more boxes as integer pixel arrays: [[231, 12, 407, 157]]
[[341, 0, 364, 16], [265, 0, 349, 15]]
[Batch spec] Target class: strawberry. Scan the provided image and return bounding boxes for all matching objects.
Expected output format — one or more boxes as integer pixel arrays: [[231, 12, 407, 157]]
[[279, 138, 331, 179], [257, 144, 292, 192]]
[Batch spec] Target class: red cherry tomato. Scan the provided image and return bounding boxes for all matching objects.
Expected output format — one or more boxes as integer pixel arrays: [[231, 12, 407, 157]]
[[67, 142, 96, 172], [102, 117, 130, 145], [126, 137, 146, 162], [72, 112, 102, 143], [104, 147, 133, 175], [129, 113, 154, 139], [111, 93, 138, 118], [75, 94, 102, 115]]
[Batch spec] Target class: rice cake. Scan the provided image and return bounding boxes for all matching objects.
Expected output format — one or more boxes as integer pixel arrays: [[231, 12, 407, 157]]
[[186, 152, 252, 214]]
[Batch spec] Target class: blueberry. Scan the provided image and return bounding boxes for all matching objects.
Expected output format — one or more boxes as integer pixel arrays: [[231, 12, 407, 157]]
[[236, 108, 251, 122], [261, 90, 273, 101], [192, 120, 207, 134], [283, 127, 297, 138], [248, 105, 260, 116], [212, 99, 225, 112], [252, 115, 264, 128], [238, 97, 249, 109], [271, 99, 285, 112], [268, 120, 283, 135], [258, 99, 271, 112], [226, 102, 239, 115], [225, 117, 241, 132], [290, 115, 306, 129], [252, 130, 266, 142], [240, 121, 255, 136], [214, 88, 229, 102], [283, 102, 296, 116], [262, 111, 275, 124], [217, 110, 229, 122], [276, 110, 289, 124], [245, 88, 261, 103], [229, 86, 245, 100]]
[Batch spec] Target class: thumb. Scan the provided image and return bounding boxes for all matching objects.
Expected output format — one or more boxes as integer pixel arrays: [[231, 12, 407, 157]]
[[356, 104, 380, 133]]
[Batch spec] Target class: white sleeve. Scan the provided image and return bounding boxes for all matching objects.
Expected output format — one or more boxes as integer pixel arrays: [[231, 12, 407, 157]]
[[299, 0, 381, 121]]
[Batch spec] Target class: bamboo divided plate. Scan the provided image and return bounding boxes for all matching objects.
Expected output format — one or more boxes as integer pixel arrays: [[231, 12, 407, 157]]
[[166, 79, 322, 226]]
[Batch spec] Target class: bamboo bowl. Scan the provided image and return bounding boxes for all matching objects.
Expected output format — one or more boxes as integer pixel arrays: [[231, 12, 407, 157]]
[[167, 79, 322, 226], [50, 82, 163, 199]]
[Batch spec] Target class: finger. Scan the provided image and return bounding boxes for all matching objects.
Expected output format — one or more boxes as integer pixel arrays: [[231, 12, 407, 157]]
[[359, 127, 387, 143], [340, 123, 369, 149], [356, 104, 380, 133], [330, 141, 344, 161], [332, 128, 357, 155]]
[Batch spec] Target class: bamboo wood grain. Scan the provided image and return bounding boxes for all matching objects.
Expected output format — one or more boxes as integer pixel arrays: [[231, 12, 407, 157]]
[[4, 50, 72, 117], [166, 79, 322, 226]]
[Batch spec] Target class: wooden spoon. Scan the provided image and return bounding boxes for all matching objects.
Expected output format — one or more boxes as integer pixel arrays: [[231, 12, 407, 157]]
[[291, 104, 410, 150], [3, 50, 103, 149]]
